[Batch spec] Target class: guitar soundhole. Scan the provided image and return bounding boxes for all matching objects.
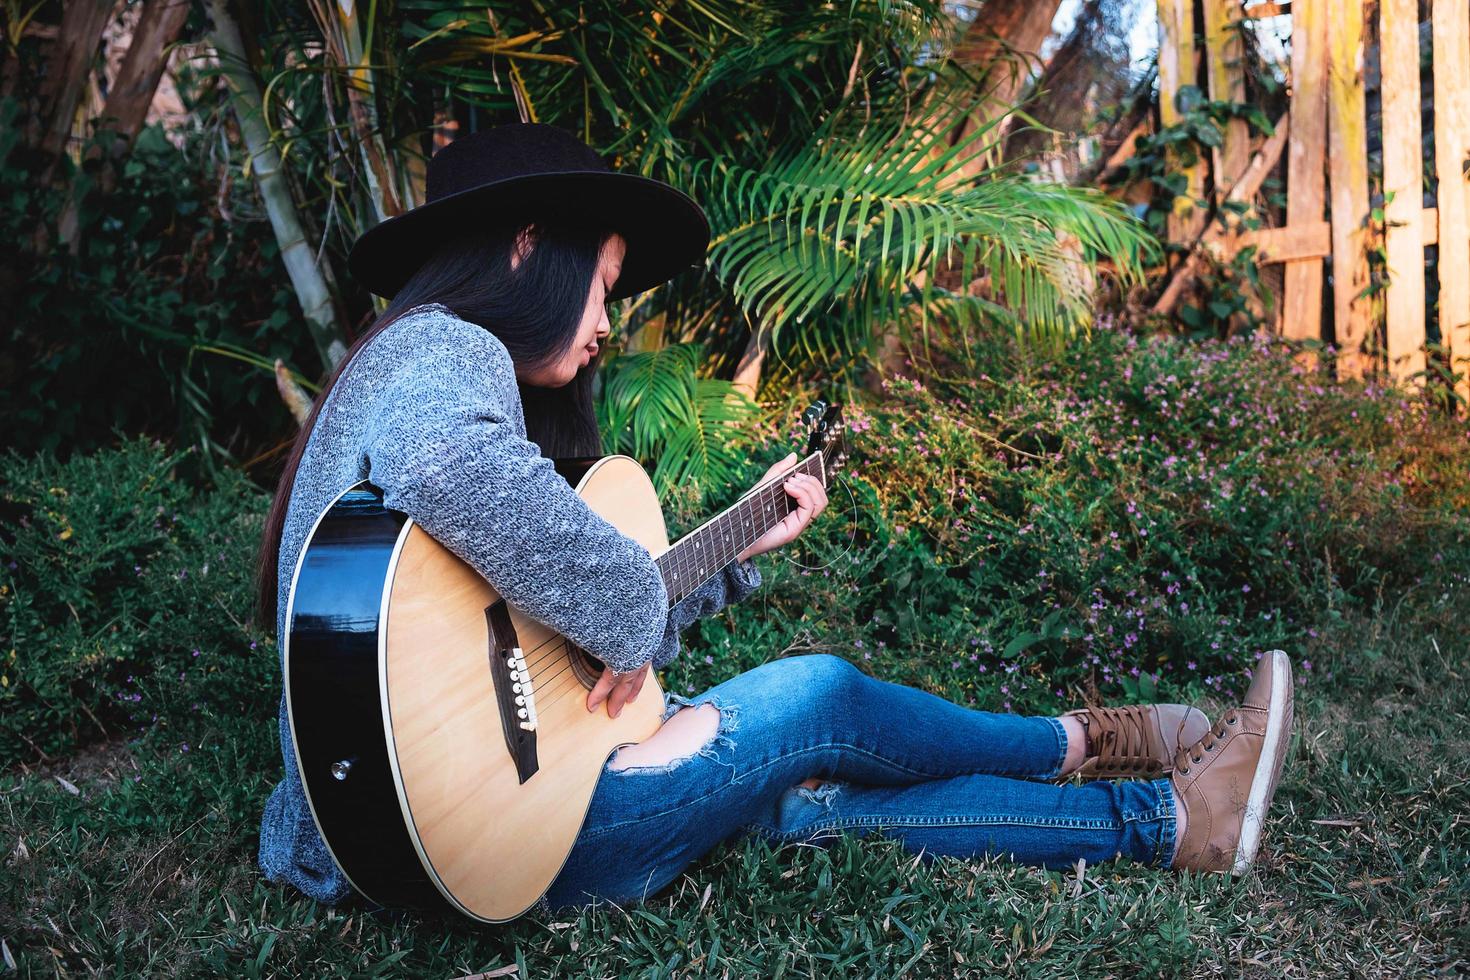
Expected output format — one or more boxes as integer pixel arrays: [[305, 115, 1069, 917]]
[[566, 642, 604, 690]]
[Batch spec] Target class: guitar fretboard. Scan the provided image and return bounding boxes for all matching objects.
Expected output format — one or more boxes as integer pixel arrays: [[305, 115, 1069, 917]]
[[655, 452, 825, 606]]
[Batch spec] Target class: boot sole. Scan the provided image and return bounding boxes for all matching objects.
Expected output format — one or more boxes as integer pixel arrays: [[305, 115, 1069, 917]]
[[1231, 650, 1293, 875]]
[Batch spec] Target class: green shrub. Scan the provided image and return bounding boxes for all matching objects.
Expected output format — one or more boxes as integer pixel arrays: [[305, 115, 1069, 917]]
[[664, 322, 1470, 715], [0, 438, 272, 765], [6, 323, 1467, 765], [0, 105, 316, 469]]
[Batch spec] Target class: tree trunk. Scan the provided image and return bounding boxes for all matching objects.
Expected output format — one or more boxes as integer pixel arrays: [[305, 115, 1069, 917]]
[[205, 0, 346, 370], [31, 0, 115, 187], [940, 0, 1062, 188], [58, 0, 191, 247], [731, 323, 770, 398], [94, 0, 190, 162], [1003, 0, 1121, 167]]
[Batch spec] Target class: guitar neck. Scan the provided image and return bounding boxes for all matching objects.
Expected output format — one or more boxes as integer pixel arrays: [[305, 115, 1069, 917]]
[[655, 451, 826, 606]]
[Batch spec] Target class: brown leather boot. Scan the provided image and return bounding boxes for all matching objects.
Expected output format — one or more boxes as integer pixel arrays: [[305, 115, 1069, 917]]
[[1059, 703, 1210, 780], [1170, 650, 1294, 874]]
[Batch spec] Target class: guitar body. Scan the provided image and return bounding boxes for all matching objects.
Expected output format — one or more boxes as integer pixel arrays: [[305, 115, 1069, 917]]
[[285, 399, 847, 923], [285, 454, 670, 922]]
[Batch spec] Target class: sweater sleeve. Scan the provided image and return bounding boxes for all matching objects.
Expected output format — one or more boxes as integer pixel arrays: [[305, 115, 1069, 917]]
[[361, 320, 672, 674], [648, 557, 763, 669]]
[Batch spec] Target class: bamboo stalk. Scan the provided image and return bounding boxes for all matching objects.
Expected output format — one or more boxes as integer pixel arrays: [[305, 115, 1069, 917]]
[[206, 0, 346, 370]]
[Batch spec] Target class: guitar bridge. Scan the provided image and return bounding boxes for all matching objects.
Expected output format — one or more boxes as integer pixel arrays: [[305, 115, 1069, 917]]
[[505, 646, 539, 732], [486, 603, 539, 783]]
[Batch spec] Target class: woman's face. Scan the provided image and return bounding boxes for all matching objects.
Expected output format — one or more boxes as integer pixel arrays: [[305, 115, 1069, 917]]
[[515, 231, 625, 388]]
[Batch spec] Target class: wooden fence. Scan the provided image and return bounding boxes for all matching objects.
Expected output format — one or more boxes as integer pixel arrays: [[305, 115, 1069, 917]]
[[1140, 0, 1470, 406]]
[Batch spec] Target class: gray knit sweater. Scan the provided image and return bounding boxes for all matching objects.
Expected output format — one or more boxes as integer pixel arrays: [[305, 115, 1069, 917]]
[[258, 303, 762, 904]]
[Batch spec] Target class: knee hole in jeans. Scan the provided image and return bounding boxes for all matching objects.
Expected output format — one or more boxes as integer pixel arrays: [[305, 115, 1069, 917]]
[[606, 702, 721, 773]]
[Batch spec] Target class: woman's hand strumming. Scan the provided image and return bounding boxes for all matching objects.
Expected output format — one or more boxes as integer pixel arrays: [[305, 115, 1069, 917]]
[[586, 660, 650, 719], [735, 452, 828, 563], [583, 451, 825, 718]]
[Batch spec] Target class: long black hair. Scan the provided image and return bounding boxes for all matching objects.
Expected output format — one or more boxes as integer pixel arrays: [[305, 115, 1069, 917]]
[[254, 216, 614, 632]]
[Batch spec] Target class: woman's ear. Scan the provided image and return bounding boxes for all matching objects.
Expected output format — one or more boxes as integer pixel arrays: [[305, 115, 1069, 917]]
[[510, 224, 536, 272]]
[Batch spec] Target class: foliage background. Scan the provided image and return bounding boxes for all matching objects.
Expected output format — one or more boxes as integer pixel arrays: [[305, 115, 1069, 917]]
[[3, 321, 1468, 974], [3, 0, 1469, 975]]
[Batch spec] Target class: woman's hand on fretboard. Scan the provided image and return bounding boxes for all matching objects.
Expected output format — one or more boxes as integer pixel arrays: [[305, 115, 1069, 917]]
[[734, 453, 828, 563]]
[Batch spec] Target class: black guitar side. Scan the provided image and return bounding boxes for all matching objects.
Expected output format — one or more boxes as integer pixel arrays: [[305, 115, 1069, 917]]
[[284, 484, 445, 911]]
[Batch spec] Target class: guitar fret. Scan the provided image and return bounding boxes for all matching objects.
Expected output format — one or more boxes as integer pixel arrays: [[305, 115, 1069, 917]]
[[656, 450, 827, 607]]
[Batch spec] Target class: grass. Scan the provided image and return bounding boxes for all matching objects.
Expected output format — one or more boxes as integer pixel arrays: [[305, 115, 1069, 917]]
[[2, 570, 1466, 977], [3, 323, 1468, 977]]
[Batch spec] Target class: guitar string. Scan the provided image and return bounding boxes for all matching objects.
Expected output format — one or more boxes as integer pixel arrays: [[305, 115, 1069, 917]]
[[517, 464, 811, 678], [771, 471, 858, 571], [523, 470, 829, 714], [517, 468, 809, 710], [523, 457, 829, 704], [514, 455, 837, 712], [537, 472, 858, 713]]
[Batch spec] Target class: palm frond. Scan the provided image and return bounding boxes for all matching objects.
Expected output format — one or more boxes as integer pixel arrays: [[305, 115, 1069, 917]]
[[686, 102, 1156, 352], [597, 342, 759, 499]]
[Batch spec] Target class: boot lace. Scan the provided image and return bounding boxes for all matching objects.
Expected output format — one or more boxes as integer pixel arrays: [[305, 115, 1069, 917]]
[[1173, 709, 1240, 776], [1083, 704, 1157, 774]]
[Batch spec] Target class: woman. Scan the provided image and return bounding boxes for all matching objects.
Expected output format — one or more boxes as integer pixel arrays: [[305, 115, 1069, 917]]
[[257, 123, 1294, 914]]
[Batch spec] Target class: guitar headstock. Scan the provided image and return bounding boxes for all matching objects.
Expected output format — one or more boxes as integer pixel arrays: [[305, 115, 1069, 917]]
[[801, 400, 848, 482]]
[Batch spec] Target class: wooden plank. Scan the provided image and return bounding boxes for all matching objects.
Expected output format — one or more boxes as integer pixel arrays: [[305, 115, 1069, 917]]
[[1380, 0, 1427, 387], [1281, 0, 1327, 343], [1159, 0, 1206, 244], [1240, 222, 1332, 262], [1243, 2, 1291, 18], [1235, 208, 1444, 264], [1424, 206, 1442, 247], [1327, 2, 1373, 380], [1096, 118, 1151, 184], [1152, 113, 1289, 315], [1433, 0, 1470, 409], [1204, 0, 1251, 207]]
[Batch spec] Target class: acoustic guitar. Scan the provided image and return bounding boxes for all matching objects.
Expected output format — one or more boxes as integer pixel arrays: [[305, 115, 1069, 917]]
[[284, 400, 847, 921]]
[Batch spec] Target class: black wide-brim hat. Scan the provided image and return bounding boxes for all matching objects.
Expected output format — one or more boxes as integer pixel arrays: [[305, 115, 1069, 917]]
[[348, 122, 709, 301]]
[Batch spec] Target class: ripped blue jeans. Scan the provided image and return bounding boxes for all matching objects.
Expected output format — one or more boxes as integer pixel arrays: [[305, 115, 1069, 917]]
[[541, 654, 1177, 911]]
